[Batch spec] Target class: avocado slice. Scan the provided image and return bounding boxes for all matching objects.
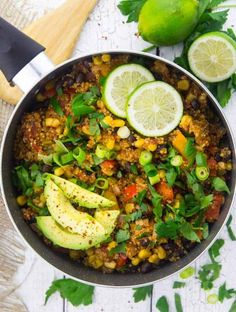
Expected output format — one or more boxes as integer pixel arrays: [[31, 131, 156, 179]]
[[37, 216, 105, 250], [94, 210, 120, 236], [44, 180, 106, 244], [49, 175, 115, 208]]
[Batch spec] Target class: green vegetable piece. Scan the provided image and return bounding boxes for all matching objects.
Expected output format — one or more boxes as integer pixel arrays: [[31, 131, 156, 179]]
[[229, 300, 236, 312], [130, 163, 138, 174], [139, 150, 153, 166], [198, 262, 221, 290], [173, 281, 186, 289], [133, 285, 153, 303], [171, 155, 183, 167], [148, 173, 160, 185], [175, 293, 183, 312], [195, 166, 209, 181], [212, 177, 230, 194], [179, 266, 195, 279], [45, 278, 94, 306], [144, 163, 158, 177], [95, 144, 107, 159], [218, 282, 236, 303], [118, 0, 147, 23], [54, 140, 69, 153], [116, 228, 130, 243], [208, 239, 224, 263], [207, 294, 218, 304], [179, 222, 200, 243], [109, 242, 126, 255], [166, 167, 177, 187], [226, 215, 236, 241], [73, 146, 86, 166], [196, 152, 207, 167], [95, 178, 109, 190], [50, 97, 64, 116], [184, 138, 196, 161], [156, 296, 169, 312], [60, 152, 74, 165]]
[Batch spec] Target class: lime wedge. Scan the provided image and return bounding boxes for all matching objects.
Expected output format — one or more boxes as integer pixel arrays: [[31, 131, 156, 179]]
[[127, 81, 183, 137], [188, 32, 236, 83], [103, 64, 154, 118]]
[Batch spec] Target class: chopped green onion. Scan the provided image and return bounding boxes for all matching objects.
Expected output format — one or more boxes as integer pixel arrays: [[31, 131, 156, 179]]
[[54, 140, 69, 153], [50, 97, 64, 116], [68, 178, 77, 184], [179, 266, 195, 279], [95, 144, 107, 159], [139, 150, 153, 166], [95, 178, 109, 189], [53, 154, 62, 167], [106, 150, 117, 160], [149, 173, 160, 185], [38, 153, 53, 165], [73, 147, 86, 166], [195, 166, 209, 181], [60, 152, 74, 165], [117, 171, 123, 178], [196, 152, 207, 167], [207, 294, 218, 304], [171, 155, 183, 167], [144, 164, 158, 177], [130, 164, 138, 174]]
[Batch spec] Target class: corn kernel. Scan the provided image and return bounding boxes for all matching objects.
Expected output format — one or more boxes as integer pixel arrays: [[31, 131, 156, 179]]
[[148, 254, 159, 264], [176, 193, 183, 200], [97, 99, 105, 108], [103, 116, 114, 126], [156, 246, 166, 259], [102, 54, 111, 63], [54, 167, 64, 176], [226, 162, 232, 170], [177, 79, 190, 91], [39, 193, 46, 205], [105, 138, 115, 150], [93, 259, 103, 269], [104, 261, 116, 269], [125, 203, 135, 214], [134, 138, 145, 148], [138, 249, 151, 260], [173, 199, 180, 209], [108, 241, 117, 251], [82, 125, 91, 135], [132, 257, 141, 266], [17, 195, 27, 206], [93, 56, 103, 65], [45, 118, 53, 127], [112, 119, 125, 128], [147, 144, 157, 152], [159, 238, 168, 244], [86, 248, 94, 256], [159, 170, 166, 179], [88, 254, 96, 264]]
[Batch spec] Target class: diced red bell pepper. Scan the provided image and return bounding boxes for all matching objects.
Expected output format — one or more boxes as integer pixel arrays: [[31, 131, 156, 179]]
[[155, 181, 174, 203], [100, 160, 116, 176], [205, 194, 224, 222], [116, 254, 127, 268], [124, 184, 138, 202]]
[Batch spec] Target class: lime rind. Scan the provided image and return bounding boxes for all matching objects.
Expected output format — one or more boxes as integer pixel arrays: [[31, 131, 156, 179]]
[[126, 81, 183, 137], [188, 32, 236, 83], [103, 64, 154, 118]]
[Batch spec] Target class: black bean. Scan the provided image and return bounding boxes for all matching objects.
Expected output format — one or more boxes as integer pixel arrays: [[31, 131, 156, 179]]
[[41, 164, 52, 173], [62, 75, 75, 87], [141, 262, 154, 273], [128, 135, 136, 143], [85, 72, 96, 82], [191, 99, 200, 110], [157, 144, 168, 152], [140, 238, 150, 247], [76, 73, 85, 83], [153, 72, 162, 80], [124, 162, 131, 173], [215, 153, 222, 162]]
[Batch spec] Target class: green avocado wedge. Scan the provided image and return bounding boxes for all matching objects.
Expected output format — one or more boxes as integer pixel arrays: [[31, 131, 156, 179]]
[[44, 179, 106, 242], [37, 216, 104, 250], [49, 175, 115, 208], [94, 210, 120, 237]]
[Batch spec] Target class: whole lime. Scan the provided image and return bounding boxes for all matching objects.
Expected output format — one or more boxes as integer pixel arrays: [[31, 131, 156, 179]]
[[138, 0, 199, 46]]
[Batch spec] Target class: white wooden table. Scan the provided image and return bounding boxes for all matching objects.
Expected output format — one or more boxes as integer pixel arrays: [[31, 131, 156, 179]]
[[5, 1, 236, 311]]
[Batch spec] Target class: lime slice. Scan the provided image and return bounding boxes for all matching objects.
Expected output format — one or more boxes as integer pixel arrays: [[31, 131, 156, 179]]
[[127, 81, 183, 137], [188, 32, 236, 83], [103, 64, 154, 118]]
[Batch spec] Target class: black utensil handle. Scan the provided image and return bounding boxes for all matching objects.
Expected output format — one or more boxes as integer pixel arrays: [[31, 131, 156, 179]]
[[0, 17, 45, 82]]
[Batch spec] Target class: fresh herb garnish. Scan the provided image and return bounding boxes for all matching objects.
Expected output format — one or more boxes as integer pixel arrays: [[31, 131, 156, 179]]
[[72, 86, 100, 118], [149, 184, 162, 219], [179, 222, 200, 243], [118, 0, 147, 23], [208, 239, 224, 263], [173, 281, 186, 289], [50, 97, 64, 116], [212, 177, 230, 194], [155, 219, 180, 240], [174, 293, 183, 312], [198, 262, 221, 290], [166, 167, 177, 187], [196, 152, 207, 167], [116, 228, 130, 243], [109, 242, 126, 255], [218, 282, 236, 303], [184, 138, 196, 162], [132, 285, 153, 302], [229, 300, 236, 312], [226, 215, 236, 241], [156, 296, 169, 312], [45, 278, 94, 307]]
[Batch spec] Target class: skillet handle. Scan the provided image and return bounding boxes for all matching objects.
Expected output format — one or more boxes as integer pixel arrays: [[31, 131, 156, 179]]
[[0, 17, 45, 82]]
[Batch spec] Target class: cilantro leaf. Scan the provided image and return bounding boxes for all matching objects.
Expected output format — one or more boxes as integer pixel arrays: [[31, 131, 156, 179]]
[[45, 278, 94, 306], [109, 242, 126, 256], [155, 220, 180, 240], [226, 215, 236, 241], [118, 0, 147, 23], [175, 293, 183, 312], [72, 87, 100, 118], [132, 285, 153, 302], [198, 262, 221, 290], [116, 228, 130, 243], [173, 281, 186, 289], [156, 296, 169, 312], [179, 222, 200, 243], [208, 239, 224, 263], [149, 184, 162, 219], [184, 138, 196, 162], [196, 152, 207, 167], [229, 300, 236, 312], [166, 167, 177, 187], [212, 177, 230, 194], [207, 0, 228, 9], [218, 282, 236, 303], [50, 97, 64, 116]]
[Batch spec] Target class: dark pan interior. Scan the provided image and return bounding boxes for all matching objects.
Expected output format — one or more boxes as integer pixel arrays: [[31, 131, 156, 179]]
[[1, 52, 235, 287]]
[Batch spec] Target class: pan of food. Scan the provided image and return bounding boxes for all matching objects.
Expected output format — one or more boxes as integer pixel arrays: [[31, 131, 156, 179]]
[[0, 17, 235, 287]]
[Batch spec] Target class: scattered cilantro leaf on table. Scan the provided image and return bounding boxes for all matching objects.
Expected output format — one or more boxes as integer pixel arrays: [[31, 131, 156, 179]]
[[175, 293, 183, 312], [218, 282, 236, 302], [156, 296, 169, 312], [118, 0, 147, 23], [198, 262, 221, 290], [116, 228, 130, 243], [208, 239, 224, 263], [173, 281, 186, 289], [229, 300, 236, 312], [45, 279, 94, 307], [226, 215, 236, 241], [132, 285, 153, 302]]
